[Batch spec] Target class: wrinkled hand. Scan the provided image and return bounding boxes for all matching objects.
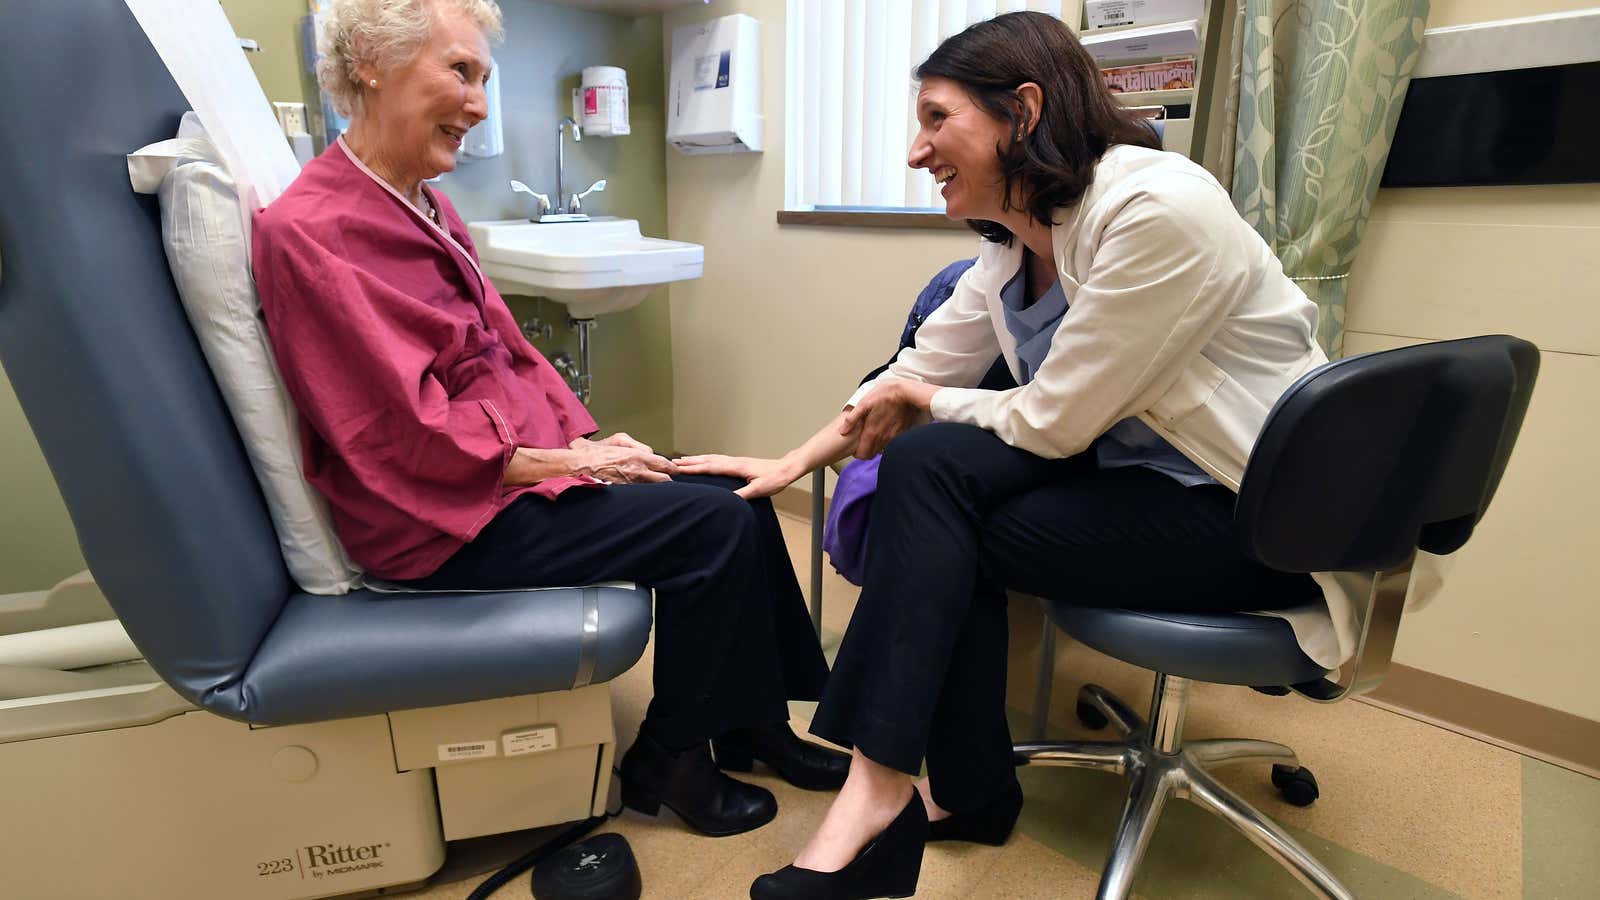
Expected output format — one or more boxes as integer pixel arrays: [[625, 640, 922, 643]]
[[596, 431, 654, 454], [673, 454, 800, 500], [569, 437, 677, 484], [840, 380, 940, 459]]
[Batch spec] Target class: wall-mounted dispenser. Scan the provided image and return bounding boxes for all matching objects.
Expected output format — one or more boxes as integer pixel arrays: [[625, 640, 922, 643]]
[[462, 59, 503, 158], [667, 14, 762, 155], [574, 66, 629, 137]]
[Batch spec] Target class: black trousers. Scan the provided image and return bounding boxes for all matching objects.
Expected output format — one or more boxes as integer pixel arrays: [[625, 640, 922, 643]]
[[808, 423, 1319, 815], [404, 475, 830, 750]]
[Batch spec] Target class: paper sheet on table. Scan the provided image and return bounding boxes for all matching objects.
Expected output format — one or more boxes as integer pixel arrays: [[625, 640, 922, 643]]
[[123, 0, 301, 250]]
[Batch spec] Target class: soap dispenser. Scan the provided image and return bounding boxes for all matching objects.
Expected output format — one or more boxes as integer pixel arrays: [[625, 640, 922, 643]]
[[462, 58, 503, 158]]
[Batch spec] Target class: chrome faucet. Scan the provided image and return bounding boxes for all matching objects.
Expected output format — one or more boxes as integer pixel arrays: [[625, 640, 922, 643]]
[[557, 116, 581, 214], [507, 118, 604, 221]]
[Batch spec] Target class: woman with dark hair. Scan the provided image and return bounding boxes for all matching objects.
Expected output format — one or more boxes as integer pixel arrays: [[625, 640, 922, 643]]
[[679, 11, 1330, 899]]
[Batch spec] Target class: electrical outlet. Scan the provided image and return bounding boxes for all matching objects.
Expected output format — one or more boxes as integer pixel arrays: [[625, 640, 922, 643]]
[[273, 102, 309, 137]]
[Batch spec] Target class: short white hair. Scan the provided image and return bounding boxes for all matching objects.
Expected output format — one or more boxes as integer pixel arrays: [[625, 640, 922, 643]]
[[316, 0, 504, 117]]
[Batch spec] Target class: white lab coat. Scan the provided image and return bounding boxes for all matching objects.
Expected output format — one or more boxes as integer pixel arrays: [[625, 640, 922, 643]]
[[849, 144, 1443, 670]]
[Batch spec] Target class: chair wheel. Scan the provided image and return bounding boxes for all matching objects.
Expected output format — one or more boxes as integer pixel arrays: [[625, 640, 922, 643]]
[[1075, 699, 1109, 730], [1271, 764, 1319, 807]]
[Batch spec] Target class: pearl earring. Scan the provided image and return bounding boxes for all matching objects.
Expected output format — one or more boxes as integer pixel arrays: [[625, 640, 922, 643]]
[[369, 79, 378, 88]]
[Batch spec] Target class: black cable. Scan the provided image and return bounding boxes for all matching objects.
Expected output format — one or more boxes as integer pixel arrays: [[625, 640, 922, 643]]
[[463, 769, 627, 900], [463, 815, 605, 900]]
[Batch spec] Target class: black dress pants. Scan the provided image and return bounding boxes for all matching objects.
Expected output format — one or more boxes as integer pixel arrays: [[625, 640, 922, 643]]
[[808, 423, 1319, 815], [403, 474, 830, 751]]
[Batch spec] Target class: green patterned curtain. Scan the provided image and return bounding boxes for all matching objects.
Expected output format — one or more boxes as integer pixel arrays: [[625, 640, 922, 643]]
[[1219, 0, 1430, 356]]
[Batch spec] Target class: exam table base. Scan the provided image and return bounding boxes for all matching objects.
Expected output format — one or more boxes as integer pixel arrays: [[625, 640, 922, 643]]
[[1015, 675, 1355, 900], [0, 686, 617, 899]]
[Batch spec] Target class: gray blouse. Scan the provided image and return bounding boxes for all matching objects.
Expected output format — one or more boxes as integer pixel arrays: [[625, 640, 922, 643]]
[[999, 265, 1217, 488]]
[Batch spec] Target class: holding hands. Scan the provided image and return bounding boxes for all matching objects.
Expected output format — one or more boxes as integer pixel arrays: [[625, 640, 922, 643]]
[[674, 377, 940, 499], [840, 379, 939, 460], [523, 378, 940, 495]]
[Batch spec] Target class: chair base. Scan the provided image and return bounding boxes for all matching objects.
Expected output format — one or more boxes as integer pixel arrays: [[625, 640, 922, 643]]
[[1015, 675, 1354, 900]]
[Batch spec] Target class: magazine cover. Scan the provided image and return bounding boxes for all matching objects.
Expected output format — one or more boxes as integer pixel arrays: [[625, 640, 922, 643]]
[[1102, 57, 1196, 93]]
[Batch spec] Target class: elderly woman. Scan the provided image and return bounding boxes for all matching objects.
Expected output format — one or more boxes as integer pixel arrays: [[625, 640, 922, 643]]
[[251, 0, 847, 839], [676, 12, 1330, 898]]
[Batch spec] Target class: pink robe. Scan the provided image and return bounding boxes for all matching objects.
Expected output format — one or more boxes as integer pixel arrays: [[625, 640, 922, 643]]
[[253, 138, 599, 580]]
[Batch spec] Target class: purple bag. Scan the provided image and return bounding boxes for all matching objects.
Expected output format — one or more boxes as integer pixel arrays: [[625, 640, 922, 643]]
[[821, 258, 983, 586], [821, 456, 880, 586]]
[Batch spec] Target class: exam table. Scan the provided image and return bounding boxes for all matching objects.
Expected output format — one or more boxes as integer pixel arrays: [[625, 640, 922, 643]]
[[0, 4, 653, 897]]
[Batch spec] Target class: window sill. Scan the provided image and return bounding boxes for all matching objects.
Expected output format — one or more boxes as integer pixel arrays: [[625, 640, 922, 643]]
[[776, 210, 969, 231]]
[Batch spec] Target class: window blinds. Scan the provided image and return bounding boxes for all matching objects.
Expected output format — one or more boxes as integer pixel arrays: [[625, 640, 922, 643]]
[[785, 0, 1069, 211]]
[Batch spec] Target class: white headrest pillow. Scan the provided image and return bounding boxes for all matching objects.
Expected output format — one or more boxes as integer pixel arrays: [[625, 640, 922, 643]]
[[130, 117, 363, 594]]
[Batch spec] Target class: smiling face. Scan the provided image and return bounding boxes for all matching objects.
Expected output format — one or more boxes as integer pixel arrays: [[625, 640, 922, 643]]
[[358, 3, 492, 188], [907, 77, 1014, 221]]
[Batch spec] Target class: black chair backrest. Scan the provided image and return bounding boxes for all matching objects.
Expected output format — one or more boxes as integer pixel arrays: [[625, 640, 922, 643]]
[[1236, 336, 1539, 573], [0, 3, 294, 691]]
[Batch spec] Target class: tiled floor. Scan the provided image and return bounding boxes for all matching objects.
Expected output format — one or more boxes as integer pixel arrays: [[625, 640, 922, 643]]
[[406, 512, 1600, 899]]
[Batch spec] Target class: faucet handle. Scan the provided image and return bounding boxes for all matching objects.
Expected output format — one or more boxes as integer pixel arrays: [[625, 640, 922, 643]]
[[509, 179, 551, 219], [568, 179, 607, 214]]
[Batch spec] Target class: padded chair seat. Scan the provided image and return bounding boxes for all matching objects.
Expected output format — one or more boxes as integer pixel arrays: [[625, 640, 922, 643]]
[[1046, 602, 1331, 687], [214, 584, 653, 725]]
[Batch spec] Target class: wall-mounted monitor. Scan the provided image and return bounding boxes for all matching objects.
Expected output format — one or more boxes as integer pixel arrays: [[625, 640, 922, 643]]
[[1380, 10, 1600, 188]]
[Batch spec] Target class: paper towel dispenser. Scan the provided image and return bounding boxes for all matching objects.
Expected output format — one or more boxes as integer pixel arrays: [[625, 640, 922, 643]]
[[667, 14, 762, 155]]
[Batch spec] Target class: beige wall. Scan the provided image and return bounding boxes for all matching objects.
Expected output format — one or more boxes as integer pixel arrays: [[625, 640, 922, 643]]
[[1347, 0, 1600, 720], [664, 0, 1600, 722]]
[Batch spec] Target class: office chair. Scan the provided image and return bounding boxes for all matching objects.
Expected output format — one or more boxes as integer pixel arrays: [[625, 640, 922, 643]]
[[1014, 335, 1539, 899]]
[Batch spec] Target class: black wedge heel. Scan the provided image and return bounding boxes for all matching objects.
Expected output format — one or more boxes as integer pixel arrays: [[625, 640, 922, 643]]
[[748, 794, 928, 900]]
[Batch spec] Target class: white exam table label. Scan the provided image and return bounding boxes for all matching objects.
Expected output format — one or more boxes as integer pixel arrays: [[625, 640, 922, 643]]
[[502, 725, 560, 756]]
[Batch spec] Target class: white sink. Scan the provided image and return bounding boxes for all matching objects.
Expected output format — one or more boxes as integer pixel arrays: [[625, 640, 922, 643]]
[[466, 217, 703, 318]]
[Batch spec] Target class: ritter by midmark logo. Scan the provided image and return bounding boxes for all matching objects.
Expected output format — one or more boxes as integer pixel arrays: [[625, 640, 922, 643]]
[[301, 841, 390, 879]]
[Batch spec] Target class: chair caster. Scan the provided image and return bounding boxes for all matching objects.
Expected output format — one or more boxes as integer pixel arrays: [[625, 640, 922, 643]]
[[1075, 699, 1109, 730], [1272, 764, 1320, 807]]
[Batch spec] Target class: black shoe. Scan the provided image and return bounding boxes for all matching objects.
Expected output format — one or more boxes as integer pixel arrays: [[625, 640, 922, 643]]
[[714, 723, 851, 791], [926, 778, 1024, 846], [619, 728, 777, 837], [749, 793, 927, 900]]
